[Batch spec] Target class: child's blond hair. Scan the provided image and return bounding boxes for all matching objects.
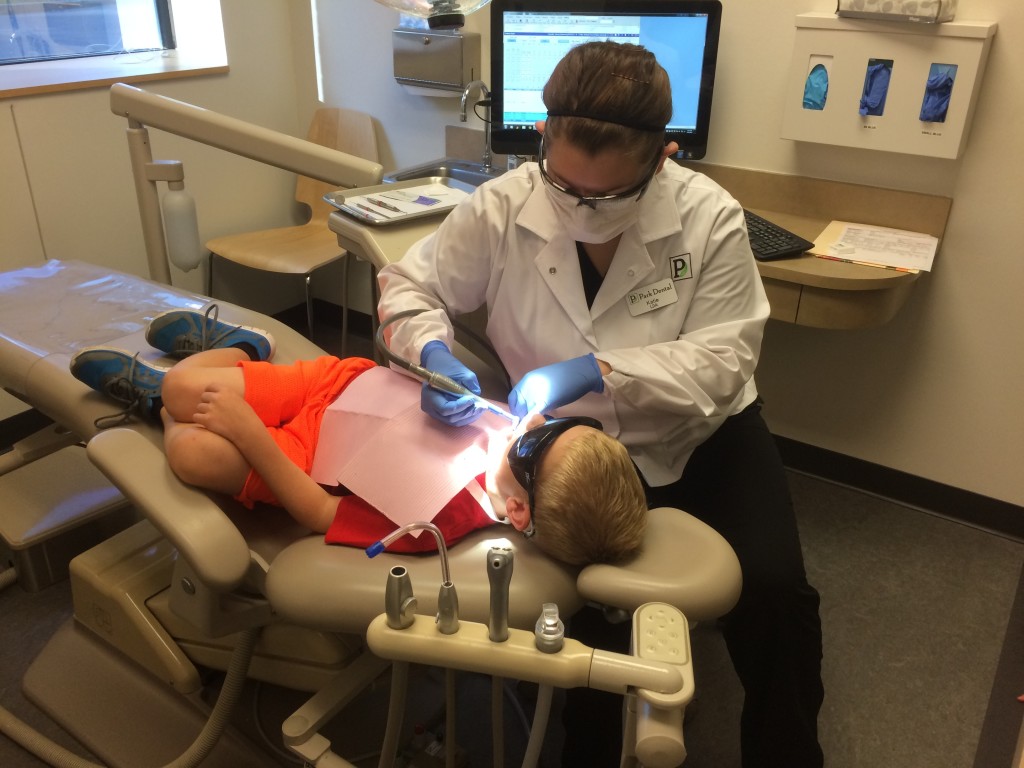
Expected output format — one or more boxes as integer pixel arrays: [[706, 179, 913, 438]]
[[531, 429, 647, 566]]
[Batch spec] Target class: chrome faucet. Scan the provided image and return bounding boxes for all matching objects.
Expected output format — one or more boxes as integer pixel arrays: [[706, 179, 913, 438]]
[[460, 79, 492, 170]]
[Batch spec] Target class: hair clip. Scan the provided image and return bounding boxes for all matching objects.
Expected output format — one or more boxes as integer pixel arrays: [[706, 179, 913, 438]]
[[611, 72, 651, 85]]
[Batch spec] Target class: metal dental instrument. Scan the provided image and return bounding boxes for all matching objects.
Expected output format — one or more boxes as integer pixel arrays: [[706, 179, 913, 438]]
[[384, 565, 417, 630], [486, 546, 514, 642], [376, 309, 518, 424], [420, 366, 517, 424], [534, 603, 565, 653], [367, 521, 459, 634]]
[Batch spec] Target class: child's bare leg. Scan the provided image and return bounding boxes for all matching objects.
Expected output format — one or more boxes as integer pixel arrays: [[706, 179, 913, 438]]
[[161, 408, 251, 495], [161, 348, 248, 423]]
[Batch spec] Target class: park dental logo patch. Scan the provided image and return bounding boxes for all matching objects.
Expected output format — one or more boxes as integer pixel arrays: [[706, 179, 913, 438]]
[[670, 254, 692, 281]]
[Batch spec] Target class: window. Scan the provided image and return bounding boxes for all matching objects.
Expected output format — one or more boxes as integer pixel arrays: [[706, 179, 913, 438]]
[[1, 0, 173, 66], [0, 0, 226, 98]]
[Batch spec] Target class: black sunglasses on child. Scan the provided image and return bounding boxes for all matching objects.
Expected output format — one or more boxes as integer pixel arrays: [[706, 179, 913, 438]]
[[507, 416, 603, 538]]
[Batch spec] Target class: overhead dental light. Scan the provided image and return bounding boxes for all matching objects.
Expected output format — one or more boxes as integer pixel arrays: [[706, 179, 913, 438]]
[[374, 0, 491, 30]]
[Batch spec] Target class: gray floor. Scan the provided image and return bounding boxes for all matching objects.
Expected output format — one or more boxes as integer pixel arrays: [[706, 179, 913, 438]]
[[1, 316, 1022, 767], [792, 475, 1023, 768]]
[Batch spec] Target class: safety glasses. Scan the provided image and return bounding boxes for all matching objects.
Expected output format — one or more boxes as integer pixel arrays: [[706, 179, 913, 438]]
[[538, 134, 662, 210], [507, 416, 603, 538]]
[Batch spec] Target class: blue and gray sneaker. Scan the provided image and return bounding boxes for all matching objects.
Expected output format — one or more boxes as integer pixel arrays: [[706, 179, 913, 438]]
[[70, 346, 169, 428], [146, 303, 275, 361]]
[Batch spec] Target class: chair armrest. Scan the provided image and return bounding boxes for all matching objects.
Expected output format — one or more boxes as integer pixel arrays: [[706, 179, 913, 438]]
[[86, 427, 251, 593]]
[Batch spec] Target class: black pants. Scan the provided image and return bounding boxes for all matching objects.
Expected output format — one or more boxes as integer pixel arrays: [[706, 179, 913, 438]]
[[562, 401, 825, 768]]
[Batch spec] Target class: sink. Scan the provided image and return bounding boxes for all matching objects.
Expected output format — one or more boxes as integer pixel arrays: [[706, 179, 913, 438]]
[[383, 157, 506, 188]]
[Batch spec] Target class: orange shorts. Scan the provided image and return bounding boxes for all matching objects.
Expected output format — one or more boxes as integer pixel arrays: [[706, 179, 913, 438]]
[[236, 355, 377, 507]]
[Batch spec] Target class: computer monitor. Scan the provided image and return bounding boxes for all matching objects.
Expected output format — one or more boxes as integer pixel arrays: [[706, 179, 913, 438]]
[[489, 0, 722, 159]]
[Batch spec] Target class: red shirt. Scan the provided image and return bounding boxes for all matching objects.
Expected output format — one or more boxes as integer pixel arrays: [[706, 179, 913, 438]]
[[324, 473, 498, 553]]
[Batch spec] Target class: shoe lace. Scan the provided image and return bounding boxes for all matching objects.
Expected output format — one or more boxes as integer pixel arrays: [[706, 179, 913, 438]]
[[172, 303, 231, 355], [93, 353, 150, 430]]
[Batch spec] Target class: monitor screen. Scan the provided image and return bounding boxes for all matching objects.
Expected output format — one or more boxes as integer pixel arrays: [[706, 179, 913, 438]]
[[489, 0, 722, 159]]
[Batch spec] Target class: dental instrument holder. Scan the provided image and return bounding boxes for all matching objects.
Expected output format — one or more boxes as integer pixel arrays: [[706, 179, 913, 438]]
[[366, 601, 694, 767], [486, 546, 513, 642], [368, 521, 460, 634], [385, 566, 417, 629], [436, 581, 459, 635]]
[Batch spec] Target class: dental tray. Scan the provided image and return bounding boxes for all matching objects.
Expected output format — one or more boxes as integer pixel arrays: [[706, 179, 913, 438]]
[[324, 177, 475, 226]]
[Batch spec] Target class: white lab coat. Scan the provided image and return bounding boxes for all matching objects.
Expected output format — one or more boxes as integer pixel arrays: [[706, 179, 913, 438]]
[[377, 160, 770, 486]]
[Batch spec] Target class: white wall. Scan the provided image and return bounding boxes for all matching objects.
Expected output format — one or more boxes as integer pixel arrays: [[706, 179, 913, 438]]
[[317, 0, 1024, 508], [716, 0, 1024, 508]]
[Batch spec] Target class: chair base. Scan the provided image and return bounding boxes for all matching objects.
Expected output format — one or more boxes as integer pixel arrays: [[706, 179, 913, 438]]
[[23, 620, 279, 768], [22, 618, 538, 768]]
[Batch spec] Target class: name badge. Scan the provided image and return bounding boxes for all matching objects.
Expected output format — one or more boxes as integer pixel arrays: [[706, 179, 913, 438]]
[[626, 278, 678, 317]]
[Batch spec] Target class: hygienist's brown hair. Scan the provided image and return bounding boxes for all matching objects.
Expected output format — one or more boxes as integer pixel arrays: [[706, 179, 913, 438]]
[[543, 41, 672, 163]]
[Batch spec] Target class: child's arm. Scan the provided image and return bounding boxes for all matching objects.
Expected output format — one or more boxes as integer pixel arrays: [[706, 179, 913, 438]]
[[192, 384, 338, 532]]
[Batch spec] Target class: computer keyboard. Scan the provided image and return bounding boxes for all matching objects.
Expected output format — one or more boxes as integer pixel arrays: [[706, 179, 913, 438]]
[[743, 209, 816, 261]]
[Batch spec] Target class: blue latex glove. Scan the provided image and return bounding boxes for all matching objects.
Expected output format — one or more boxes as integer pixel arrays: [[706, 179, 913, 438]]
[[508, 354, 604, 419], [419, 340, 484, 427]]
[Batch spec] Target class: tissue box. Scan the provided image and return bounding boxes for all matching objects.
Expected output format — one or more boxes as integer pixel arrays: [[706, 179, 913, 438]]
[[836, 0, 957, 23]]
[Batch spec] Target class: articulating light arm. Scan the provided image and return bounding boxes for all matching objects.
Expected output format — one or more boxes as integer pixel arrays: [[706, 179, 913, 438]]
[[110, 82, 384, 283]]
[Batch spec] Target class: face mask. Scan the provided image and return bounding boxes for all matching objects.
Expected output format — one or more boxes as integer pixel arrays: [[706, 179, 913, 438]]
[[544, 185, 641, 244]]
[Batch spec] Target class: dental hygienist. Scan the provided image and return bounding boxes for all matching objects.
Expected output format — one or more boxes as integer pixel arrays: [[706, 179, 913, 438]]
[[377, 41, 824, 768]]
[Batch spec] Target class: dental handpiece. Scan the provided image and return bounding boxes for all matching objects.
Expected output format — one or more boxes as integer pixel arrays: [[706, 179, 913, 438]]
[[410, 362, 517, 423], [487, 546, 514, 642], [374, 312, 517, 423]]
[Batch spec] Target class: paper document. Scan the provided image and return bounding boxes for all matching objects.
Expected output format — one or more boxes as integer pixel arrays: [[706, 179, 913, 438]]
[[810, 221, 938, 273], [341, 183, 470, 223]]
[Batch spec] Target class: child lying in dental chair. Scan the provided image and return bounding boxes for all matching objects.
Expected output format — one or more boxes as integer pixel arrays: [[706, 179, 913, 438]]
[[69, 306, 647, 566]]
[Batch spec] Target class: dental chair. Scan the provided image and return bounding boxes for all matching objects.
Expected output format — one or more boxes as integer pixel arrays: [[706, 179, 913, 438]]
[[0, 259, 740, 768], [0, 85, 743, 768]]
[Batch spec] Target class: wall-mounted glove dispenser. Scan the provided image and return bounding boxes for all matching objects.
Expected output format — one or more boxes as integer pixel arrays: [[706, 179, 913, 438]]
[[836, 0, 958, 24], [781, 13, 996, 159]]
